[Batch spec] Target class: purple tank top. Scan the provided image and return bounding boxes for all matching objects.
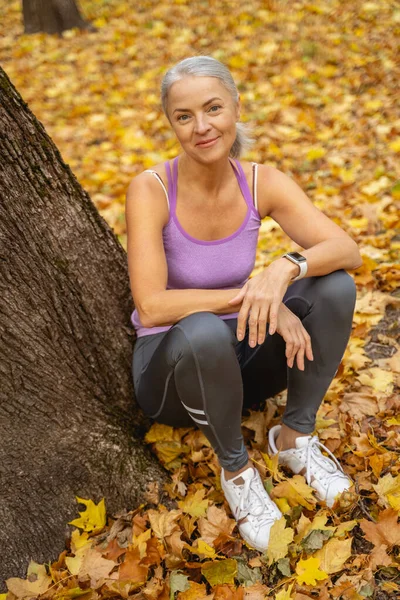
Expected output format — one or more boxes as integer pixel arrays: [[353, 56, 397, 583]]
[[131, 157, 261, 337]]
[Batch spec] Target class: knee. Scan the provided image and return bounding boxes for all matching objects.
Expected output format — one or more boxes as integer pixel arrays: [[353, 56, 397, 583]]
[[176, 312, 235, 355], [318, 270, 357, 311]]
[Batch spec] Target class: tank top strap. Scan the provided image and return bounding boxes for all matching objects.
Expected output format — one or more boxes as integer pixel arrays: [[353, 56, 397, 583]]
[[232, 159, 258, 214], [165, 158, 178, 214]]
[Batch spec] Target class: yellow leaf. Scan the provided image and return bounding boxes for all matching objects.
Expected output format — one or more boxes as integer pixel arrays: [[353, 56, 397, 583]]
[[386, 416, 400, 426], [313, 537, 352, 574], [147, 509, 181, 541], [388, 138, 400, 152], [201, 558, 237, 586], [178, 489, 209, 518], [274, 582, 294, 599], [295, 556, 329, 585], [68, 497, 106, 532], [272, 475, 317, 510], [275, 497, 291, 514], [348, 217, 369, 231], [191, 539, 217, 558], [266, 516, 294, 565], [70, 528, 91, 553], [306, 147, 326, 161], [65, 551, 85, 576], [387, 494, 400, 511], [261, 451, 283, 480], [6, 561, 52, 598], [373, 474, 400, 509], [145, 423, 181, 443], [335, 520, 358, 537], [132, 528, 152, 559], [357, 367, 393, 393]]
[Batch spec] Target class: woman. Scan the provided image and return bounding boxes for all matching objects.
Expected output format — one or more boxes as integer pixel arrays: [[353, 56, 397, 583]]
[[125, 56, 362, 552]]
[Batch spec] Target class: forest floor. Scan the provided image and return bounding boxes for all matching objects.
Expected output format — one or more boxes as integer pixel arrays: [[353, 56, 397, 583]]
[[0, 0, 399, 598]]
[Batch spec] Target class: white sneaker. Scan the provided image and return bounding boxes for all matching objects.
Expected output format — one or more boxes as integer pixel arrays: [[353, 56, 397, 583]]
[[268, 425, 353, 508], [220, 465, 282, 552]]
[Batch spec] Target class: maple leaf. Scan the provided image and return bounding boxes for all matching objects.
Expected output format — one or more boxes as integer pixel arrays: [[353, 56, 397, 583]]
[[295, 556, 329, 585], [360, 508, 400, 547], [271, 474, 317, 510], [68, 496, 106, 532], [147, 508, 182, 541], [266, 516, 294, 565], [178, 488, 209, 518], [118, 546, 148, 583], [81, 547, 118, 587], [198, 505, 236, 545]]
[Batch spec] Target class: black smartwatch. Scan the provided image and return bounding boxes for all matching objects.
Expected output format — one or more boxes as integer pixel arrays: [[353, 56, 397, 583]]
[[282, 252, 308, 281]]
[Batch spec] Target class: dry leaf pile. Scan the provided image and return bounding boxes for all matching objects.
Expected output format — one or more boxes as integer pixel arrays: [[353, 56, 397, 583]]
[[0, 0, 399, 598]]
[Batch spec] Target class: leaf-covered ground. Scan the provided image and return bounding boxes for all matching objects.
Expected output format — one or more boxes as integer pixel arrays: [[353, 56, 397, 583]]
[[1, 0, 399, 598]]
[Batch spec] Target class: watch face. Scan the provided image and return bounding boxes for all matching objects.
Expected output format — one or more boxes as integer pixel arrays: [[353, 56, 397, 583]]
[[288, 252, 306, 262]]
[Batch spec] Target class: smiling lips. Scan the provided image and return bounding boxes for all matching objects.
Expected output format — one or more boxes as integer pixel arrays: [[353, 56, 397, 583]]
[[196, 137, 219, 147]]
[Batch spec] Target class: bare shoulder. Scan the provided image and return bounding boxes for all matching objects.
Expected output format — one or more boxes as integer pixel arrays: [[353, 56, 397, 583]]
[[236, 160, 279, 219], [256, 163, 312, 219], [125, 162, 170, 227]]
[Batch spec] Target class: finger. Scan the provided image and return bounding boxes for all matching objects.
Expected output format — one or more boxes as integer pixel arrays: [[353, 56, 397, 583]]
[[248, 306, 260, 348], [285, 335, 296, 368], [287, 330, 301, 369], [304, 332, 314, 361], [267, 300, 280, 335], [296, 337, 306, 371], [257, 307, 268, 345], [236, 300, 251, 341]]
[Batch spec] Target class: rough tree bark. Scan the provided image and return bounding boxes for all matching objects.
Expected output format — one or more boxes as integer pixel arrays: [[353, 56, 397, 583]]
[[0, 66, 170, 590], [22, 0, 97, 35]]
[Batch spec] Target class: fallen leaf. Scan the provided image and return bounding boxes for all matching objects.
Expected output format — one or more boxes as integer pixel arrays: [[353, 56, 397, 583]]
[[266, 517, 294, 565], [68, 497, 106, 532], [295, 556, 329, 585]]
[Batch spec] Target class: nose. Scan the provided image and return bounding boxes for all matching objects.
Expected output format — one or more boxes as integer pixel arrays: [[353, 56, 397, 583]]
[[194, 114, 211, 135]]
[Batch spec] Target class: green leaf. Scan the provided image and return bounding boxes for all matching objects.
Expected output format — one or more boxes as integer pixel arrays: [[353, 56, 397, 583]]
[[235, 558, 262, 587], [169, 570, 190, 600], [277, 558, 291, 577], [301, 529, 334, 553]]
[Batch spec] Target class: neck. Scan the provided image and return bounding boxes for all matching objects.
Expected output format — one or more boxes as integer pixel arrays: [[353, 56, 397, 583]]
[[178, 153, 235, 196]]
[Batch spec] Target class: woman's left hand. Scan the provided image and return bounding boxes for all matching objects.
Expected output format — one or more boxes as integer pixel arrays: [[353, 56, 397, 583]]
[[228, 262, 293, 346]]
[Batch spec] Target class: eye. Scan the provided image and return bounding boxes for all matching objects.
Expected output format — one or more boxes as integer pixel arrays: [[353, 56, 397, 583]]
[[177, 114, 190, 122], [209, 105, 222, 113]]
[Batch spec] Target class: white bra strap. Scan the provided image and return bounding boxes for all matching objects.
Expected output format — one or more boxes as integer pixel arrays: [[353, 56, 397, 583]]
[[252, 163, 259, 213], [144, 169, 170, 211]]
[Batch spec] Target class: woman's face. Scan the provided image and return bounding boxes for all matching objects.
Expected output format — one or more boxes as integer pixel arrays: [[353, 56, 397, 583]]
[[166, 76, 240, 163]]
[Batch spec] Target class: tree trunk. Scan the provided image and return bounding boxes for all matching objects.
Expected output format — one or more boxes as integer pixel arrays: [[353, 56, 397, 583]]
[[22, 0, 97, 35], [0, 66, 169, 590]]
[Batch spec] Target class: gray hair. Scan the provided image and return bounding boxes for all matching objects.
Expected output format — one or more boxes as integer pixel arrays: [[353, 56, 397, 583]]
[[161, 56, 254, 158]]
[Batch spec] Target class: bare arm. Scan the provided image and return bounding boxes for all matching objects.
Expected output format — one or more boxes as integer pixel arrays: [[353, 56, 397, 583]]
[[125, 174, 242, 328], [257, 165, 363, 274]]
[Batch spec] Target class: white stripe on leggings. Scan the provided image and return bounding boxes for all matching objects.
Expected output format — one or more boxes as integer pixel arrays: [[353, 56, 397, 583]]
[[181, 400, 206, 415], [188, 413, 209, 426]]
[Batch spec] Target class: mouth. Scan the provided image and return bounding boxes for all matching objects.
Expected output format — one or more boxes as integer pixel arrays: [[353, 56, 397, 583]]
[[196, 137, 219, 148]]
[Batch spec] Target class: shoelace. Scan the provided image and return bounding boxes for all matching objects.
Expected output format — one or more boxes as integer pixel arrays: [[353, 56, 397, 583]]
[[305, 436, 350, 487], [237, 473, 277, 531]]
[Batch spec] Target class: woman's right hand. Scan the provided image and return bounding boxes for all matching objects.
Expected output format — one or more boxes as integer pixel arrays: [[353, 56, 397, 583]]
[[274, 303, 314, 371]]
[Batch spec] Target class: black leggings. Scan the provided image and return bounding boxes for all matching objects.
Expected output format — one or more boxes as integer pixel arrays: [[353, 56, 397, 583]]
[[132, 270, 357, 472]]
